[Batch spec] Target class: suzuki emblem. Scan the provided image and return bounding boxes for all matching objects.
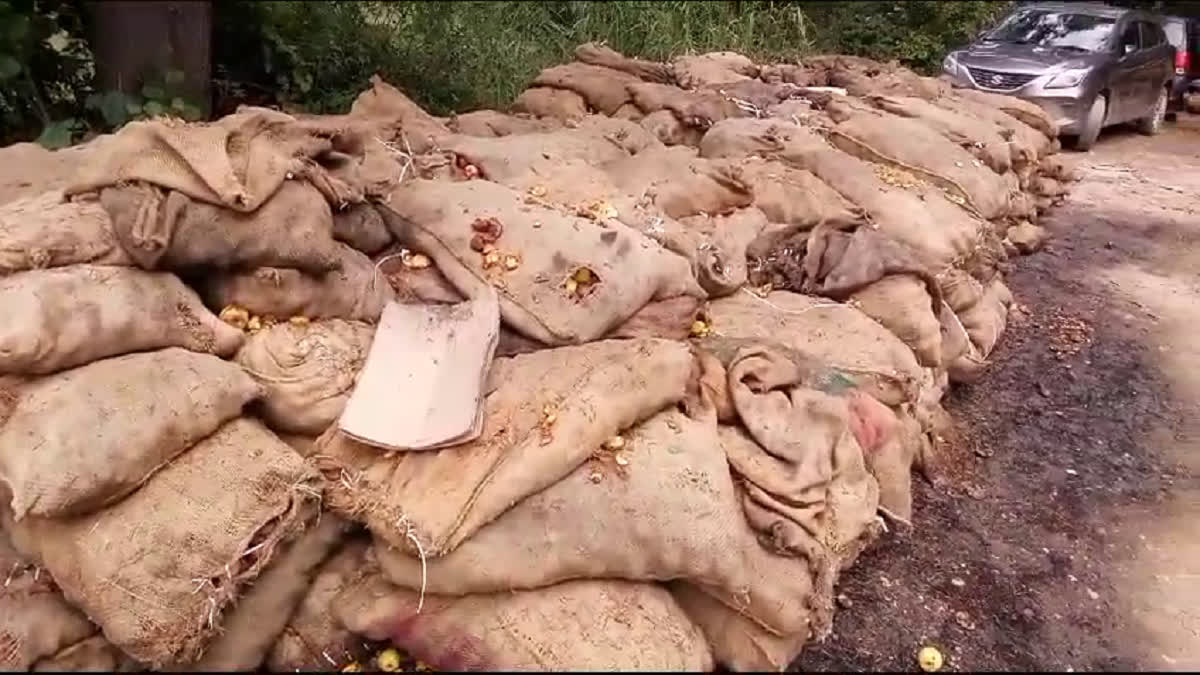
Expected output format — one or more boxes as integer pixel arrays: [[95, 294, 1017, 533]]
[[990, 74, 1005, 86]]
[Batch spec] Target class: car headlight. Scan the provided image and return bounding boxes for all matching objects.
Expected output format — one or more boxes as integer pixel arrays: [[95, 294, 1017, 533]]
[[1046, 69, 1088, 89], [942, 53, 959, 74]]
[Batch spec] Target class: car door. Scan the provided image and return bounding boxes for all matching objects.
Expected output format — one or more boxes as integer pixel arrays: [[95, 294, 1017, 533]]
[[1136, 21, 1170, 111], [1109, 19, 1142, 123]]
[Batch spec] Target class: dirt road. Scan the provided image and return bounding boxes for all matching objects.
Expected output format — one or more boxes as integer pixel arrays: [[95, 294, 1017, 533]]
[[796, 118, 1200, 672]]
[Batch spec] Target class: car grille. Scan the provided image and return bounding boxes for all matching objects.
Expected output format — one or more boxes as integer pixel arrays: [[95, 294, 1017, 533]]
[[967, 67, 1037, 91]]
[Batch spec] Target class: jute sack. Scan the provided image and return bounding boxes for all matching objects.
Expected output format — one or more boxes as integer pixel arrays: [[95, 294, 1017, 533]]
[[677, 207, 769, 297], [574, 42, 675, 84], [933, 93, 1050, 166], [640, 109, 704, 147], [184, 516, 351, 672], [868, 95, 1013, 174], [699, 118, 986, 272], [511, 86, 589, 121], [826, 106, 1012, 220], [626, 82, 745, 126], [809, 55, 945, 100], [946, 278, 1012, 384], [438, 116, 660, 184], [736, 157, 864, 232], [0, 191, 133, 276], [266, 538, 375, 672], [0, 524, 97, 671], [0, 265, 244, 376], [531, 62, 642, 115], [33, 635, 139, 672], [600, 145, 754, 220], [379, 178, 703, 345], [670, 582, 807, 672], [1033, 175, 1067, 198], [315, 338, 695, 556], [66, 108, 366, 212], [705, 290, 925, 409], [448, 110, 562, 137], [336, 569, 714, 672], [6, 418, 322, 668], [697, 338, 917, 522], [203, 243, 394, 323], [850, 274, 944, 368], [97, 180, 344, 273], [0, 348, 260, 520], [374, 407, 819, 637], [347, 76, 451, 154], [235, 319, 375, 435], [0, 140, 106, 205], [672, 52, 757, 88], [333, 203, 393, 256], [950, 87, 1058, 139], [1038, 155, 1077, 182]]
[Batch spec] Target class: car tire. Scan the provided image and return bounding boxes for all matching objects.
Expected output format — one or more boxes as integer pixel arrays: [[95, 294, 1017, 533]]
[[1073, 94, 1106, 151], [1137, 87, 1168, 135]]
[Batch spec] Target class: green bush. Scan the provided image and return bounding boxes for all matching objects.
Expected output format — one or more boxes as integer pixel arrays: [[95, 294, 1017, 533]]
[[3, 0, 1022, 144]]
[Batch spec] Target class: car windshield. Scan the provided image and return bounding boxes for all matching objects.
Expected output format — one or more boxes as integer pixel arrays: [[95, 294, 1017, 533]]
[[986, 10, 1116, 52]]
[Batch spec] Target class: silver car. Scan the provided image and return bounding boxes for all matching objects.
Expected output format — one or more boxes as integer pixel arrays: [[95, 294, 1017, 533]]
[[942, 2, 1175, 150]]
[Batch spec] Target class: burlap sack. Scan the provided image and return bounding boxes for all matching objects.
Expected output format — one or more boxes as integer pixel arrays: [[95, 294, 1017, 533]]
[[808, 55, 944, 100], [333, 203, 393, 256], [1033, 175, 1067, 198], [448, 110, 562, 137], [185, 516, 351, 672], [849, 275, 943, 368], [672, 52, 757, 88], [511, 87, 589, 120], [738, 157, 863, 231], [0, 265, 244, 375], [951, 87, 1058, 138], [6, 418, 322, 668], [374, 407, 819, 636], [235, 319, 375, 435], [574, 42, 674, 84], [32, 635, 140, 672], [266, 538, 374, 672], [379, 178, 702, 345], [0, 348, 260, 519], [0, 140, 106, 205], [97, 179, 344, 273], [601, 145, 753, 220], [627, 81, 745, 126], [532, 62, 642, 115], [347, 76, 451, 154], [66, 108, 365, 212], [933, 94, 1049, 167], [640, 109, 704, 146], [1038, 155, 1077, 182], [759, 63, 827, 87], [315, 338, 694, 556], [670, 582, 807, 672], [946, 278, 1012, 383], [0, 526, 97, 671], [336, 570, 714, 672], [438, 117, 660, 184], [868, 95, 1013, 174], [0, 191, 133, 276], [203, 243, 394, 323], [700, 118, 987, 272], [676, 207, 768, 297], [705, 290, 925, 408], [1007, 220, 1049, 254], [826, 106, 1012, 220], [278, 434, 318, 458]]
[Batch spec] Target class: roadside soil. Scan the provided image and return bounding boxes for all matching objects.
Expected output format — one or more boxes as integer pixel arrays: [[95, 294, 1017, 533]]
[[796, 116, 1200, 672]]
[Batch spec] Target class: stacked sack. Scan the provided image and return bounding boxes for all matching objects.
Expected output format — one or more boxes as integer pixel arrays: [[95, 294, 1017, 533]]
[[0, 42, 1077, 673]]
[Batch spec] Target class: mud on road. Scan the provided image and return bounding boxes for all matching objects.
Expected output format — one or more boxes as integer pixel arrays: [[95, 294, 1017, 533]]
[[796, 118, 1200, 672]]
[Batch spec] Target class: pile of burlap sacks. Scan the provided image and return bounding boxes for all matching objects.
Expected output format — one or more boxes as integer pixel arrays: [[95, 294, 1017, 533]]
[[0, 42, 1076, 672]]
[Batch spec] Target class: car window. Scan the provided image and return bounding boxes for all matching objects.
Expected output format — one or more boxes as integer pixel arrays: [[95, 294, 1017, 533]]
[[1164, 20, 1186, 49], [1119, 22, 1141, 53], [986, 10, 1117, 52], [1138, 22, 1164, 48]]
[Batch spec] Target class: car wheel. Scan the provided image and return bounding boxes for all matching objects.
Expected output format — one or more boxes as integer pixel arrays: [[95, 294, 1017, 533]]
[[1074, 94, 1106, 151], [1137, 87, 1168, 135]]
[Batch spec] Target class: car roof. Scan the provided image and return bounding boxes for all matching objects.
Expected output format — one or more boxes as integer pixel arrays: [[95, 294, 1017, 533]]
[[1017, 2, 1131, 20]]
